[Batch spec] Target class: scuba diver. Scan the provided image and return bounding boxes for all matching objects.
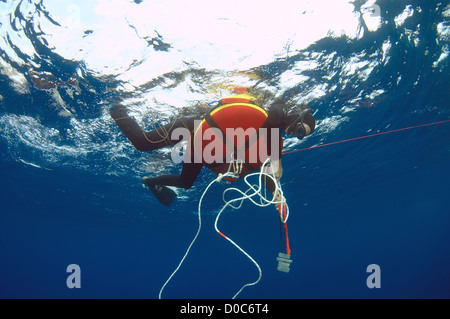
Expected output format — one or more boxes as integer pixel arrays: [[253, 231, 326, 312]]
[[111, 88, 316, 207]]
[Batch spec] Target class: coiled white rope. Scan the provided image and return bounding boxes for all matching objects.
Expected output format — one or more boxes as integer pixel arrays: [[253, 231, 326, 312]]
[[158, 157, 288, 299]]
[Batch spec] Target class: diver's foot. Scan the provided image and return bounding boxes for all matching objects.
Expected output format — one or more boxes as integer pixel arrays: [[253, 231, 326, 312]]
[[142, 177, 177, 207]]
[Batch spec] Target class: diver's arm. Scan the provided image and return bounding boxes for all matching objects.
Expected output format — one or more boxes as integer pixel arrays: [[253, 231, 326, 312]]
[[271, 157, 283, 183], [265, 100, 287, 129], [262, 158, 286, 214], [271, 158, 286, 213], [262, 158, 283, 195]]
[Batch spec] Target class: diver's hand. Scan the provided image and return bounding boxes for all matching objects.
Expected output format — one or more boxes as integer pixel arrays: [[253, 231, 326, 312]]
[[276, 202, 287, 218], [274, 193, 287, 216]]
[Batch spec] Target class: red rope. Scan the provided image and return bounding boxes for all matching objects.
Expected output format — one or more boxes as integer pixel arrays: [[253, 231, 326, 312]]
[[278, 119, 450, 255], [282, 119, 450, 155], [283, 223, 291, 255], [278, 203, 291, 255]]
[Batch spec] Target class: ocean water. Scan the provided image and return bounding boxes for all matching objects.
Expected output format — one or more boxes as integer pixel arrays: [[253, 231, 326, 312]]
[[0, 0, 449, 299]]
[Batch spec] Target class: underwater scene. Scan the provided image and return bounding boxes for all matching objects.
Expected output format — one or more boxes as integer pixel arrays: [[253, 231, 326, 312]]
[[0, 0, 449, 299]]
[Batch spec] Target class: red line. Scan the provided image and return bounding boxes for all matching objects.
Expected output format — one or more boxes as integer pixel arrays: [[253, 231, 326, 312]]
[[218, 231, 227, 239], [282, 119, 450, 155], [283, 223, 291, 256]]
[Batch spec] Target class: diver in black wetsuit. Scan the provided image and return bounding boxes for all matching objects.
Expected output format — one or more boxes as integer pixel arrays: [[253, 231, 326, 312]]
[[111, 90, 315, 206]]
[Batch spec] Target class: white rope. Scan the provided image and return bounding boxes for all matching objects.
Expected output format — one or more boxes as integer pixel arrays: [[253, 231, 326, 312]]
[[219, 158, 289, 223], [157, 234, 198, 298], [158, 157, 288, 299], [158, 175, 216, 299], [213, 158, 289, 298]]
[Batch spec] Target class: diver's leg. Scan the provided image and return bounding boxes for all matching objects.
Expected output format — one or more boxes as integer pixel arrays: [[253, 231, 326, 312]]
[[142, 161, 203, 206], [111, 104, 193, 151], [143, 161, 203, 190], [142, 138, 203, 206]]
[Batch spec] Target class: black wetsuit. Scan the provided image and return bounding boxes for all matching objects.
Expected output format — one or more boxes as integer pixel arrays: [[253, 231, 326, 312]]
[[111, 100, 291, 192]]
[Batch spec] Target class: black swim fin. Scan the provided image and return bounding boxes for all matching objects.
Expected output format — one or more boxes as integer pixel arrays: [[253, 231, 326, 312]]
[[142, 177, 177, 207]]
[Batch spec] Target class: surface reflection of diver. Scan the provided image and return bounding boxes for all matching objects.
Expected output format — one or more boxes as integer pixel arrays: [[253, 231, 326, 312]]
[[110, 88, 315, 208]]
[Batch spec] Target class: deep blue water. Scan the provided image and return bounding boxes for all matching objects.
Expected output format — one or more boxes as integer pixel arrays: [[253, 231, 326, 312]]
[[1, 0, 450, 299]]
